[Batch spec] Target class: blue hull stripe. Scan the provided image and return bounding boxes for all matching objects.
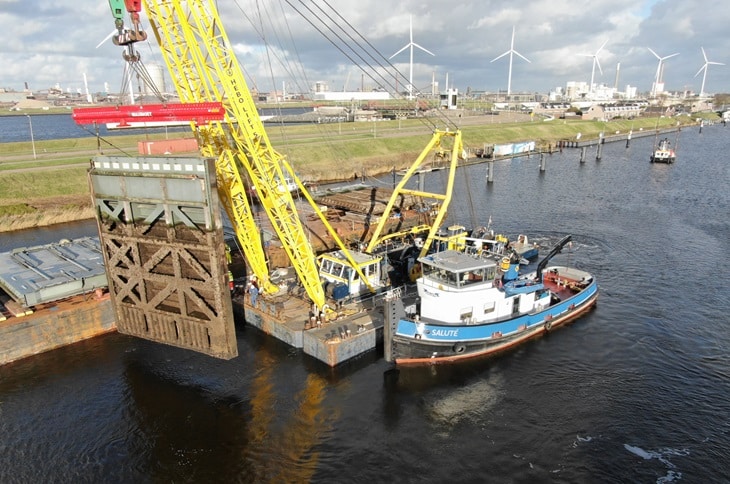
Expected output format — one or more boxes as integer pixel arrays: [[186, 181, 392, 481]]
[[397, 281, 598, 342]]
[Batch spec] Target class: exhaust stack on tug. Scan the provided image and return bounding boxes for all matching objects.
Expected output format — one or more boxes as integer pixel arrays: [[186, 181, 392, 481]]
[[500, 255, 520, 282]]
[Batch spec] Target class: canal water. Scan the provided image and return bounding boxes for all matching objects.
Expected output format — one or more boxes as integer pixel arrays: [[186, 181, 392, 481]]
[[0, 108, 313, 143], [1, 125, 729, 483]]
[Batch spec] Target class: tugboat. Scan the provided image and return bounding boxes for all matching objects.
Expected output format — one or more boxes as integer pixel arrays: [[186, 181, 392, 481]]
[[650, 137, 676, 164], [384, 235, 598, 365]]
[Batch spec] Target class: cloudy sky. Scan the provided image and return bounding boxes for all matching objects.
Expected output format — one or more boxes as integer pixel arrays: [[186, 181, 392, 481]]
[[1, 0, 728, 98]]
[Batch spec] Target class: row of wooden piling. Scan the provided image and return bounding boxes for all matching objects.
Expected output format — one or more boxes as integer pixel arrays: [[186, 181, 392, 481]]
[[482, 125, 691, 181]]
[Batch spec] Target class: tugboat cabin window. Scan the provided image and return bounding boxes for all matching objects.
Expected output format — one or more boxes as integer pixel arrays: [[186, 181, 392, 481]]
[[460, 267, 494, 286], [422, 265, 460, 286], [420, 251, 497, 288]]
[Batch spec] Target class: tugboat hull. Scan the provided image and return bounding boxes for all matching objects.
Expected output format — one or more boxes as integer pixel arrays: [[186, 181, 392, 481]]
[[392, 282, 598, 365]]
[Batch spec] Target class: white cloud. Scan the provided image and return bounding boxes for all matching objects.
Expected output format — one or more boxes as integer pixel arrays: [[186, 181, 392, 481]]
[[0, 0, 727, 97]]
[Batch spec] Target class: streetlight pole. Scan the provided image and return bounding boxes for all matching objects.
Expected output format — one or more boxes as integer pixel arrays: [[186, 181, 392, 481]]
[[26, 114, 37, 160]]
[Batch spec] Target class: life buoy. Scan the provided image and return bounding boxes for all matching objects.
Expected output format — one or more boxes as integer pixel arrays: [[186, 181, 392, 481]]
[[453, 344, 466, 354]]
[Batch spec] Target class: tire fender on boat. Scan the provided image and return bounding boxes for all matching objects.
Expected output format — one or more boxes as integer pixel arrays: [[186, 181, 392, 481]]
[[452, 344, 466, 354], [544, 315, 553, 331]]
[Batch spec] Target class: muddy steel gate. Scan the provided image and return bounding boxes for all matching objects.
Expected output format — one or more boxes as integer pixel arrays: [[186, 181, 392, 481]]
[[88, 156, 238, 359]]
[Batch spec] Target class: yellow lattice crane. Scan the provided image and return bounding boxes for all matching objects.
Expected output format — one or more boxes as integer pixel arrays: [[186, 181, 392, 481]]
[[366, 129, 463, 259], [136, 0, 388, 311], [142, 0, 317, 302], [103, 0, 278, 298], [105, 1, 464, 312]]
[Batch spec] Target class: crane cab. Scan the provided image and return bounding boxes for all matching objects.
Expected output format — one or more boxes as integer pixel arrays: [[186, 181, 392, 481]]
[[318, 251, 384, 299]]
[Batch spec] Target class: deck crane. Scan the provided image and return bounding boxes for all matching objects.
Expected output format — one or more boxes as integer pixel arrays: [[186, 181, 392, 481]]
[[365, 129, 463, 259], [109, 0, 386, 312], [99, 1, 465, 315]]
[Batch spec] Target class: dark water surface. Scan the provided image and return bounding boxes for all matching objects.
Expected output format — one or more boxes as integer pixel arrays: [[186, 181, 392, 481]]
[[1, 125, 729, 483]]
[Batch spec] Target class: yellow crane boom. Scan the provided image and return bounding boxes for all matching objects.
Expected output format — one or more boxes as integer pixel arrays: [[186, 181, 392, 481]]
[[143, 0, 327, 306], [113, 0, 459, 312], [366, 129, 464, 259]]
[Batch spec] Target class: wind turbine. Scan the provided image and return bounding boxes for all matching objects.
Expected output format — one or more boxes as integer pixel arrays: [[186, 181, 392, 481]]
[[694, 47, 724, 97], [491, 26, 530, 97], [648, 48, 678, 98], [390, 15, 435, 99], [581, 40, 607, 95]]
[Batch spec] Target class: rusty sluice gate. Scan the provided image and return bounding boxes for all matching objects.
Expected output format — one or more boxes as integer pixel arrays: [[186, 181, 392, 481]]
[[88, 156, 237, 359]]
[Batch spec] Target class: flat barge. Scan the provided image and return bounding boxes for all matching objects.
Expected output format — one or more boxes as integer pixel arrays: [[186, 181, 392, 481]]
[[0, 237, 115, 365], [232, 283, 414, 367]]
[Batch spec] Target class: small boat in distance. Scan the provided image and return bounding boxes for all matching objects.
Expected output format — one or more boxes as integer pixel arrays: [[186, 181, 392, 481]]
[[650, 137, 676, 164], [385, 235, 598, 365], [509, 234, 539, 262]]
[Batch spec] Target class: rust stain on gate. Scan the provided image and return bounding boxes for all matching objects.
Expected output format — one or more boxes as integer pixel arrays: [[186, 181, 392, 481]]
[[88, 156, 238, 359]]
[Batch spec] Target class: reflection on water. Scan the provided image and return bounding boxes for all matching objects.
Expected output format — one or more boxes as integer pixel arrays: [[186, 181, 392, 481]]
[[1, 126, 730, 482], [268, 374, 330, 483], [122, 337, 335, 483]]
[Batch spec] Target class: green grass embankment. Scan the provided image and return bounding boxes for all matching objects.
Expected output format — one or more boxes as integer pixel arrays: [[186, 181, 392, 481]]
[[275, 116, 692, 180], [0, 114, 700, 232]]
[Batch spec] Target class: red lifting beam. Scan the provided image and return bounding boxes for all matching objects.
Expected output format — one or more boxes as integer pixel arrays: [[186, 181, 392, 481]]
[[72, 102, 225, 126]]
